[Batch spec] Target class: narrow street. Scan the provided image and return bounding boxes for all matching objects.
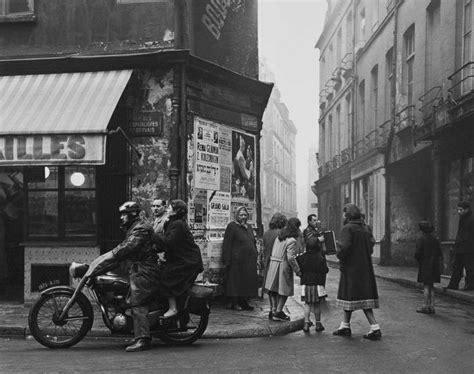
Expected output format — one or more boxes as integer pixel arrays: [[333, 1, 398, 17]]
[[2, 272, 474, 373]]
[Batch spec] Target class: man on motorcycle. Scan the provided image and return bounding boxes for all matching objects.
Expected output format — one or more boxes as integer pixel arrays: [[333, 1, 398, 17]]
[[86, 201, 160, 352]]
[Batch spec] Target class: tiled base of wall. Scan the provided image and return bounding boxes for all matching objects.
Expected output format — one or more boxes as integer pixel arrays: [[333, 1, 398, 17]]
[[24, 246, 100, 304]]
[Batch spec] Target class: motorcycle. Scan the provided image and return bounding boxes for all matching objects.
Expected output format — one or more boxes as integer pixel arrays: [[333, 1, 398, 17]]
[[28, 261, 212, 349]]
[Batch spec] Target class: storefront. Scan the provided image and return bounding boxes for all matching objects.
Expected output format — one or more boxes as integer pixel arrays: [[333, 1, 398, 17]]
[[0, 51, 272, 303]]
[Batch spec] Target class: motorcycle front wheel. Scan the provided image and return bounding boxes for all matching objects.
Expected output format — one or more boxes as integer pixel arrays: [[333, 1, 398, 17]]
[[28, 291, 94, 349], [158, 303, 210, 346]]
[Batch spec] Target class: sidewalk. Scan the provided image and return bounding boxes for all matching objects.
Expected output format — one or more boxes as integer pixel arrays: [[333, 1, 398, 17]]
[[326, 254, 474, 305], [0, 291, 305, 340], [1, 260, 474, 340]]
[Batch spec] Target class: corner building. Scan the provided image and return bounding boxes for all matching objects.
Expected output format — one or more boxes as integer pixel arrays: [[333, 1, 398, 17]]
[[0, 0, 272, 303]]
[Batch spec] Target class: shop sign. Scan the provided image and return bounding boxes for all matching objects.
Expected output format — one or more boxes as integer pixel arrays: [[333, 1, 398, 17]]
[[128, 110, 164, 137], [0, 134, 105, 165]]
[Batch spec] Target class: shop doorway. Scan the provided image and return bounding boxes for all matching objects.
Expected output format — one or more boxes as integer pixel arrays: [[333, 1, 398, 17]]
[[0, 169, 24, 302]]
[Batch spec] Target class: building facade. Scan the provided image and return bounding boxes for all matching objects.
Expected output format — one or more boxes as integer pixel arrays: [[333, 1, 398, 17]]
[[0, 0, 272, 302], [259, 63, 298, 229], [314, 0, 468, 271]]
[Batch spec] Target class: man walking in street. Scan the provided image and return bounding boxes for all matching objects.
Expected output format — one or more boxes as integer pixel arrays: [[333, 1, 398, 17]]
[[447, 201, 474, 291]]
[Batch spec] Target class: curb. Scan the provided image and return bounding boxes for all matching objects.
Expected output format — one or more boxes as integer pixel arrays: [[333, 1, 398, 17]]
[[0, 317, 305, 341], [327, 260, 474, 305]]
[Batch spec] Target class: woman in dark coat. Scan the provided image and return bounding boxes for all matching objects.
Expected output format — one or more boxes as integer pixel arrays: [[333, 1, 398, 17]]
[[152, 199, 203, 318], [222, 206, 258, 310], [262, 213, 288, 319], [415, 220, 442, 314], [333, 203, 382, 341]]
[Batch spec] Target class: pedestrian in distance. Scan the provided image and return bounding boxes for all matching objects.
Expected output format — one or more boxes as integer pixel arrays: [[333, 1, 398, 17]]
[[263, 217, 302, 321], [296, 236, 329, 333], [333, 203, 382, 341], [446, 201, 474, 291], [415, 220, 442, 314], [262, 212, 288, 320], [222, 206, 258, 310]]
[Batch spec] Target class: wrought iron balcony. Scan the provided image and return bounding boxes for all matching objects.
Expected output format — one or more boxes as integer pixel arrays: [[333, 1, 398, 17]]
[[340, 147, 351, 165], [394, 105, 415, 133], [378, 119, 392, 146]]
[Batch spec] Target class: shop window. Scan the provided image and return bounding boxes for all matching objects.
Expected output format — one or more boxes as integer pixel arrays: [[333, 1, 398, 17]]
[[27, 166, 96, 239], [0, 0, 35, 22]]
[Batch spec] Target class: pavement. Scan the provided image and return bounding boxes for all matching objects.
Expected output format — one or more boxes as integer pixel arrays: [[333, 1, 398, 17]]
[[2, 256, 474, 340]]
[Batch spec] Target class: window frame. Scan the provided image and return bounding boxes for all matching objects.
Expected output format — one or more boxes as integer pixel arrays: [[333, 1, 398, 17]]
[[404, 25, 416, 105], [0, 0, 35, 22], [26, 165, 97, 240]]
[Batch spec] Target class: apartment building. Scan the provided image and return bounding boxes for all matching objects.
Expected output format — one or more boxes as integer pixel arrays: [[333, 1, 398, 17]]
[[314, 0, 469, 271], [260, 63, 298, 229]]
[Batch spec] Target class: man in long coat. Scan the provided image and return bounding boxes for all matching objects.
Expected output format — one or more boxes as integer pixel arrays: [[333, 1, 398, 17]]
[[447, 200, 474, 290]]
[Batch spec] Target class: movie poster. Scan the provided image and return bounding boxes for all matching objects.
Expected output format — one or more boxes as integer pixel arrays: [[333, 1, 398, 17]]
[[231, 130, 255, 201]]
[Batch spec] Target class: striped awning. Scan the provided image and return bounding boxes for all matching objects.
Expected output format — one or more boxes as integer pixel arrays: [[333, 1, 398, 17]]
[[0, 70, 132, 165], [0, 70, 132, 135]]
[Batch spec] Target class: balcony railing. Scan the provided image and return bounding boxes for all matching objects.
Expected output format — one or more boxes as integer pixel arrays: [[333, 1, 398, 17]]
[[340, 147, 351, 164], [341, 52, 353, 79], [378, 119, 392, 145], [448, 61, 474, 100], [394, 105, 415, 133], [418, 86, 442, 121]]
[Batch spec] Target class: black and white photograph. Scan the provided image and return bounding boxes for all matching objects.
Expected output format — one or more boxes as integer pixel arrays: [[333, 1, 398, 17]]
[[1, 0, 474, 373]]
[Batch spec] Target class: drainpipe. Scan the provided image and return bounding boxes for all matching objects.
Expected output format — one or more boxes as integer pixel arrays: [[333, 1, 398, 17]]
[[381, 0, 399, 265]]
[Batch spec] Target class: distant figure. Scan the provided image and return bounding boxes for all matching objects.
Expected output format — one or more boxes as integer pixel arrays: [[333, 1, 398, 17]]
[[262, 213, 288, 320], [222, 206, 258, 310], [415, 220, 442, 314], [297, 236, 329, 333], [197, 126, 203, 140], [333, 203, 381, 341], [447, 201, 474, 291]]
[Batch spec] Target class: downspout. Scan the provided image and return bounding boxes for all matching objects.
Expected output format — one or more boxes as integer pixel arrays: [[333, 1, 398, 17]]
[[381, 0, 399, 265]]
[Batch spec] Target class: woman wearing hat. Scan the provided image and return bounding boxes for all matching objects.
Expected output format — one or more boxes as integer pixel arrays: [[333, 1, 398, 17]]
[[415, 220, 442, 314]]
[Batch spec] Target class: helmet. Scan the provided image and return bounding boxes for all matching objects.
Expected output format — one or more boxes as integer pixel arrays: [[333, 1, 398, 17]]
[[119, 201, 141, 215]]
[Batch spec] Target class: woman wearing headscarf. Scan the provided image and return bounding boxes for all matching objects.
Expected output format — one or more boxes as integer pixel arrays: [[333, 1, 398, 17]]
[[333, 203, 381, 340], [222, 206, 258, 310]]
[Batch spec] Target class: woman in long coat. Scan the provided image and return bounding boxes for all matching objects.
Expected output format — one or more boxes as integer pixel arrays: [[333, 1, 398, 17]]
[[152, 199, 203, 318], [222, 206, 258, 310], [263, 217, 301, 321], [262, 213, 288, 319], [333, 203, 382, 340]]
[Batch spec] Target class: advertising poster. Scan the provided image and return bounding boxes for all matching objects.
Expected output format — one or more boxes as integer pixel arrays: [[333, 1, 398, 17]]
[[195, 117, 220, 190], [231, 130, 256, 201], [188, 188, 208, 231], [207, 190, 231, 229]]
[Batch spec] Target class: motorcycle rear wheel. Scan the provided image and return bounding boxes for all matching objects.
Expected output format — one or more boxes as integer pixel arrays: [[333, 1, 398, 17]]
[[158, 308, 209, 346], [28, 291, 93, 349]]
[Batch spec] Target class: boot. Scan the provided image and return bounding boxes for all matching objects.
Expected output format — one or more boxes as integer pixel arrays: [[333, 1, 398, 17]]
[[125, 337, 151, 352]]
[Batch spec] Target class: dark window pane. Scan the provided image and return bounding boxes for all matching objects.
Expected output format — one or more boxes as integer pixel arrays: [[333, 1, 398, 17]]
[[64, 190, 96, 236], [7, 0, 31, 13], [27, 167, 58, 190], [28, 191, 58, 236], [65, 167, 95, 189]]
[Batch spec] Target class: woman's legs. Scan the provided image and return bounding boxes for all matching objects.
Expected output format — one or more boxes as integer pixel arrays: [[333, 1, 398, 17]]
[[276, 295, 288, 313], [303, 303, 311, 322], [164, 296, 178, 317], [363, 308, 377, 325], [423, 284, 430, 308], [333, 309, 352, 336], [429, 285, 435, 312]]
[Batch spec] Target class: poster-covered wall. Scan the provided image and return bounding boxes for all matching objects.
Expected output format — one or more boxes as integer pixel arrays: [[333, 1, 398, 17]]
[[188, 116, 256, 283]]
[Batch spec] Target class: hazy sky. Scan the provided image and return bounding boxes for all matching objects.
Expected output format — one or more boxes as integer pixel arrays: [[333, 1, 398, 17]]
[[258, 0, 327, 218]]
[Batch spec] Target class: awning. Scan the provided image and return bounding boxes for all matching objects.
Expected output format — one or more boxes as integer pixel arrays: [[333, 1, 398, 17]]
[[0, 69, 133, 165]]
